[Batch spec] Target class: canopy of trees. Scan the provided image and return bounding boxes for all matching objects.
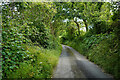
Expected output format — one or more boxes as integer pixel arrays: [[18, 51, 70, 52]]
[[1, 1, 120, 79]]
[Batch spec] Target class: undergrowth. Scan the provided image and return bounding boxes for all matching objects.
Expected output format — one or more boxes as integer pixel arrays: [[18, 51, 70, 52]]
[[67, 32, 120, 79], [6, 44, 62, 78]]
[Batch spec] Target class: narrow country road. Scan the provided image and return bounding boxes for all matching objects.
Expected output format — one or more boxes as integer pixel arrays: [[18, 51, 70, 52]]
[[53, 45, 113, 79]]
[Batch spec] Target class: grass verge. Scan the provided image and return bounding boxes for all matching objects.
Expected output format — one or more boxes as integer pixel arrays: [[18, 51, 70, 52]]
[[7, 44, 62, 78]]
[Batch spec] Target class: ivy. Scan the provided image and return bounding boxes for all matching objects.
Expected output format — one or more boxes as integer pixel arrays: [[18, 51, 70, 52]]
[[2, 27, 31, 77]]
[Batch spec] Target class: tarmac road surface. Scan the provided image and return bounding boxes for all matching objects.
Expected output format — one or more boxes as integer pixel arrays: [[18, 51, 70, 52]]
[[53, 45, 113, 80]]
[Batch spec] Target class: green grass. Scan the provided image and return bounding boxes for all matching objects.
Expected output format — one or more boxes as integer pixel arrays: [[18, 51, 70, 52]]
[[7, 44, 62, 78]]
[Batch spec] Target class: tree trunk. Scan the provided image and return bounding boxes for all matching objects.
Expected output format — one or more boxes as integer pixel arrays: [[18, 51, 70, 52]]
[[83, 19, 88, 32], [74, 21, 80, 35], [50, 23, 55, 36]]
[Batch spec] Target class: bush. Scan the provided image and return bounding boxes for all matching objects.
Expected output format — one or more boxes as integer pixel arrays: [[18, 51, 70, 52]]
[[68, 32, 120, 79], [5, 44, 62, 78], [2, 27, 31, 78]]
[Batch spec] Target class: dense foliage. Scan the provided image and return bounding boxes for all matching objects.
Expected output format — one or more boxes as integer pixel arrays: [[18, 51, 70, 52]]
[[2, 2, 61, 78], [1, 1, 120, 79], [67, 32, 120, 79], [2, 27, 30, 77], [58, 2, 120, 79]]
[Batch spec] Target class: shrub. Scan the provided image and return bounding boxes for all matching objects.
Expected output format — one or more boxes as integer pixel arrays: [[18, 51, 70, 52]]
[[68, 32, 120, 79], [7, 44, 62, 78]]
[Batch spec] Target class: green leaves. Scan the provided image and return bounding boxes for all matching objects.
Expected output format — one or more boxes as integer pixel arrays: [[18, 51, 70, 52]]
[[2, 27, 30, 78], [2, 2, 60, 78]]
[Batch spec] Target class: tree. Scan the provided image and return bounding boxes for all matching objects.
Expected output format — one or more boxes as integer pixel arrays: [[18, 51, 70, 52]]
[[54, 2, 86, 35]]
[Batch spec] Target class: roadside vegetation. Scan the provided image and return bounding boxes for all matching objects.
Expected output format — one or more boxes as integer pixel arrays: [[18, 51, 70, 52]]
[[66, 32, 119, 79], [6, 44, 61, 78], [1, 1, 119, 79], [59, 2, 120, 79], [2, 2, 62, 78]]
